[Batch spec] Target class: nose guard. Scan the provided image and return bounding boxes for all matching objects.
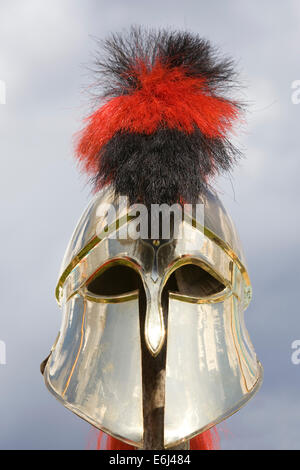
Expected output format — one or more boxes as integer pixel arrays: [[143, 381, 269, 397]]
[[42, 188, 262, 448]]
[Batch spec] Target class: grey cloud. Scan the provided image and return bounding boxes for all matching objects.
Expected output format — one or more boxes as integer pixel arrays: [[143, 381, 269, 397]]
[[0, 0, 299, 449]]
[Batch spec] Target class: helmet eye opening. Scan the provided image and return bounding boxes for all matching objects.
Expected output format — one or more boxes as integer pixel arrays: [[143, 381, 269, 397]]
[[86, 264, 143, 297], [166, 263, 226, 298]]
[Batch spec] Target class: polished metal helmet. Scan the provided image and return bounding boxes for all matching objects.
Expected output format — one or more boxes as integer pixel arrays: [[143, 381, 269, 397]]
[[42, 185, 262, 448], [42, 27, 263, 449]]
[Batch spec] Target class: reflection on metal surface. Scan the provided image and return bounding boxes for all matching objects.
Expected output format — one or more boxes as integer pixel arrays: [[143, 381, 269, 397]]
[[144, 278, 166, 355], [44, 294, 143, 446], [44, 185, 262, 448], [55, 189, 250, 302], [62, 299, 86, 397], [164, 295, 262, 447]]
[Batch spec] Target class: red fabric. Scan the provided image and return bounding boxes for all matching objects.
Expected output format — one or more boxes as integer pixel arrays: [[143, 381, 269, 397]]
[[76, 59, 239, 175], [95, 428, 219, 450], [96, 431, 135, 450], [190, 428, 220, 450]]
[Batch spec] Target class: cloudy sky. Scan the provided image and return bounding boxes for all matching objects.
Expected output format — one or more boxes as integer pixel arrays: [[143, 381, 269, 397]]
[[0, 0, 299, 449]]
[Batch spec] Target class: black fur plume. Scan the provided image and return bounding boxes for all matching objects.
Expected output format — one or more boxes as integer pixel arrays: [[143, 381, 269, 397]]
[[77, 26, 243, 207], [94, 26, 238, 98]]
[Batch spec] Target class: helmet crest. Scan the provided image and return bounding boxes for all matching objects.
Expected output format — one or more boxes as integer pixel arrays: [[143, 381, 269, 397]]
[[75, 27, 243, 206]]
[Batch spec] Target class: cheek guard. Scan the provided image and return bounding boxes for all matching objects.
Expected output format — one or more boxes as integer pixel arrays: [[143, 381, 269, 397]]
[[42, 188, 262, 448], [45, 292, 143, 445]]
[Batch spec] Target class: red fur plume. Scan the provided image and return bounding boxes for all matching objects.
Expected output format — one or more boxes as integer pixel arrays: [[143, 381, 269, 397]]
[[76, 59, 239, 176], [95, 428, 220, 450], [75, 27, 243, 207]]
